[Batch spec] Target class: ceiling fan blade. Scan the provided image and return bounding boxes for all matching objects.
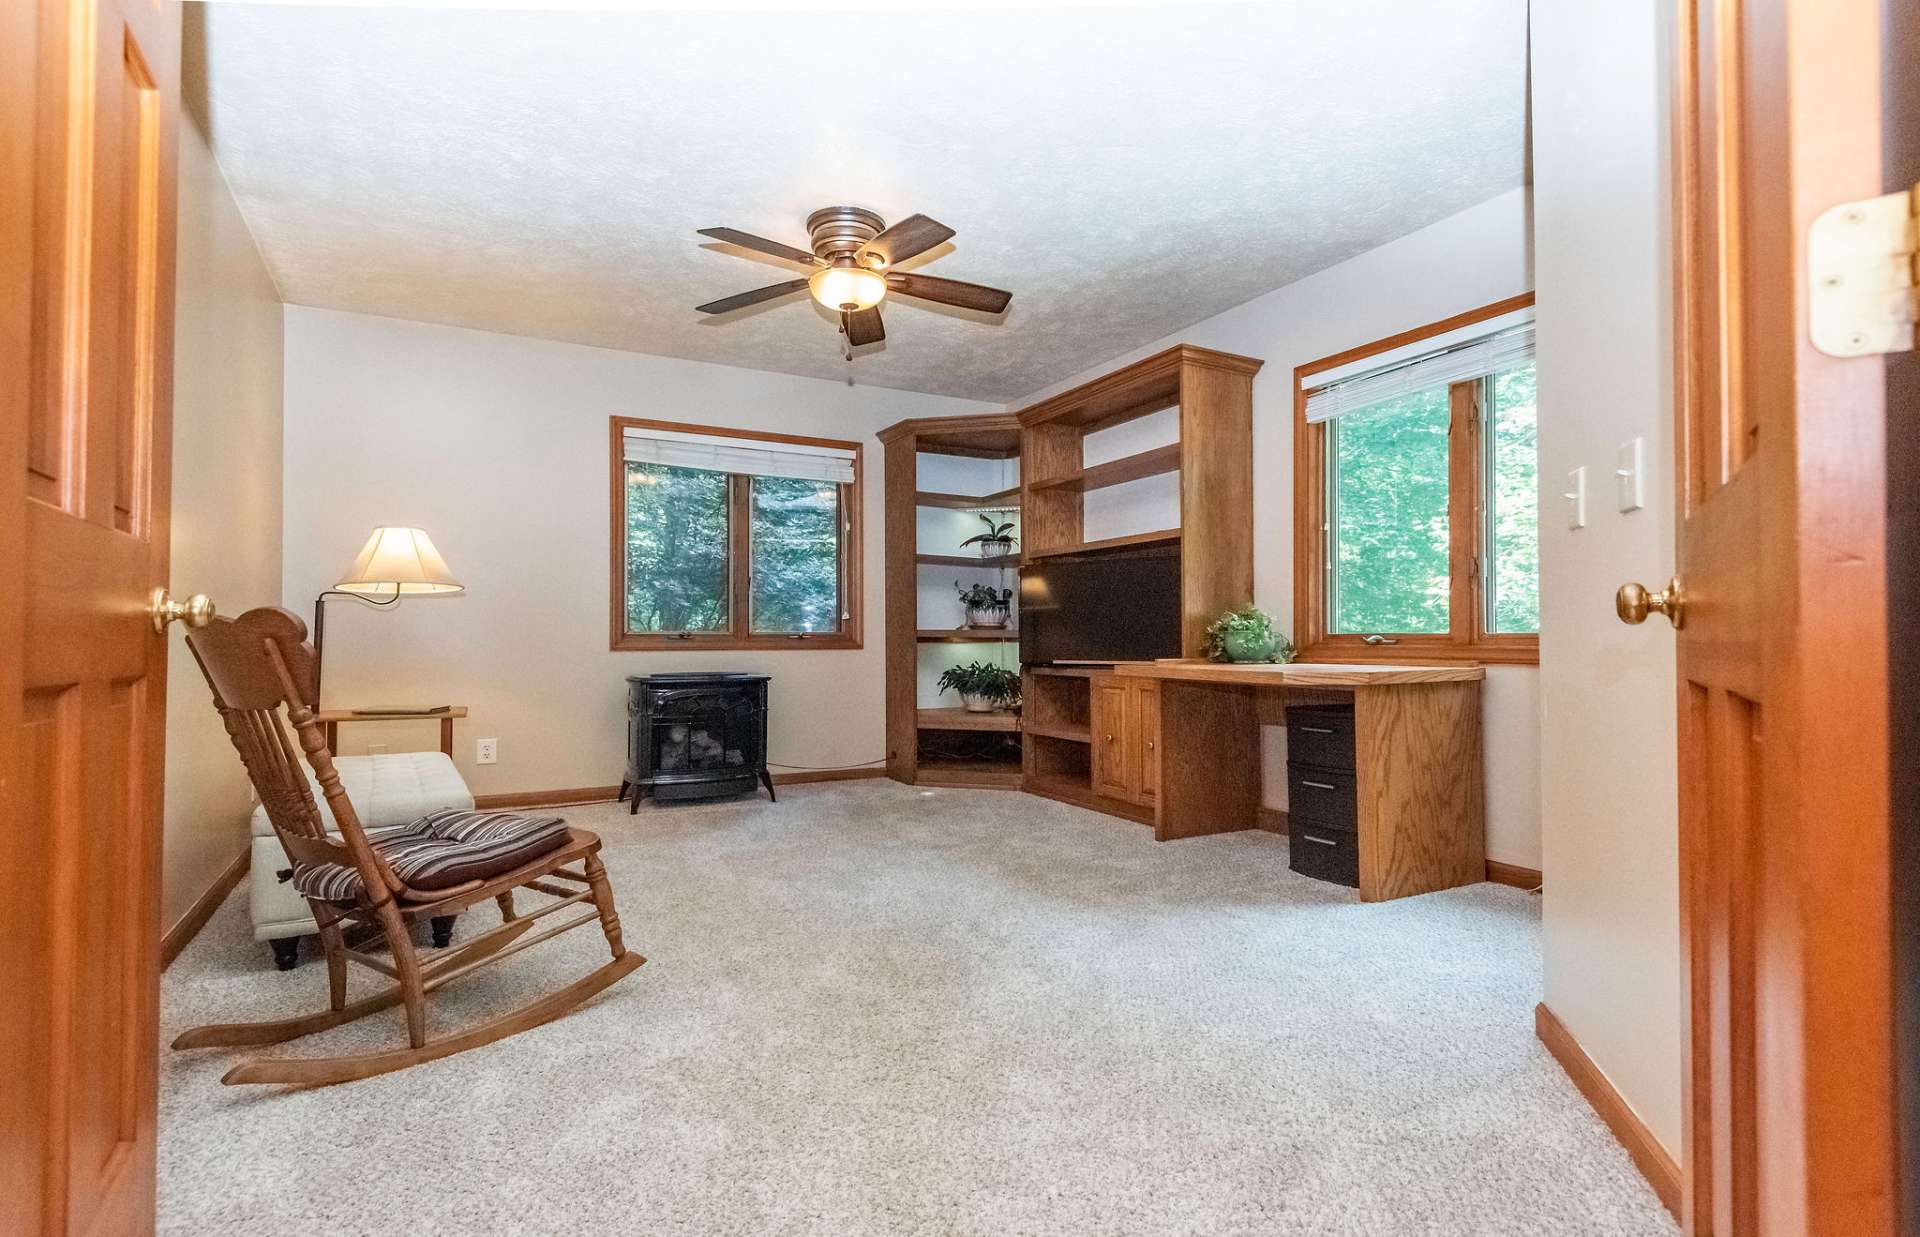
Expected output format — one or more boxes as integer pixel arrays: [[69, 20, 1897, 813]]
[[697, 227, 821, 267], [860, 214, 955, 267], [843, 305, 885, 347], [886, 272, 1012, 314], [695, 279, 810, 315]]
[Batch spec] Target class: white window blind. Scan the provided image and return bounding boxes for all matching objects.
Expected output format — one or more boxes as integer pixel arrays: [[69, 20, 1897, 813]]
[[1303, 316, 1536, 425], [622, 426, 856, 484]]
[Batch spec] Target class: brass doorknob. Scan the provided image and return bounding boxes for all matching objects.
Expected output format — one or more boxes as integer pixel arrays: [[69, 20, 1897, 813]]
[[1615, 578, 1683, 629], [149, 587, 216, 634]]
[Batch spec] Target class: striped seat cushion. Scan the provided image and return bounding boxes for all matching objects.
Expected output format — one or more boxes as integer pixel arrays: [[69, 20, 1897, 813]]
[[290, 808, 572, 903]]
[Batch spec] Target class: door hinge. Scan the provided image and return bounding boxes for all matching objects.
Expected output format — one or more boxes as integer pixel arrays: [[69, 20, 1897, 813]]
[[1809, 183, 1917, 357]]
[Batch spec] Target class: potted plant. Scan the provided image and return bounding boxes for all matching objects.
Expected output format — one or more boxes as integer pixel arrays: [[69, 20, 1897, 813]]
[[954, 580, 1010, 628], [1204, 605, 1293, 664], [959, 513, 1017, 558], [936, 661, 1022, 713]]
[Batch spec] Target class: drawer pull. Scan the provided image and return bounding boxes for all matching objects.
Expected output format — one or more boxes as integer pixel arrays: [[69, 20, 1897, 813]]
[[1301, 779, 1337, 790], [1298, 725, 1335, 734], [1301, 833, 1339, 847]]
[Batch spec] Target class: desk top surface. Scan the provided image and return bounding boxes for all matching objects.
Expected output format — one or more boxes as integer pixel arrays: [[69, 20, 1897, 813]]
[[313, 706, 469, 721], [1113, 660, 1484, 687]]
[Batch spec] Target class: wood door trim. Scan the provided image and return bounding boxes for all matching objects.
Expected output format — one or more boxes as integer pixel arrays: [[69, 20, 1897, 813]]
[[160, 849, 249, 970], [1536, 1002, 1682, 1218]]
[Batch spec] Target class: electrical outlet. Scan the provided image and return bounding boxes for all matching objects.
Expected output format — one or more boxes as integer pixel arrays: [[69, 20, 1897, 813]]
[[1562, 465, 1587, 530], [1615, 437, 1646, 512], [476, 738, 498, 765]]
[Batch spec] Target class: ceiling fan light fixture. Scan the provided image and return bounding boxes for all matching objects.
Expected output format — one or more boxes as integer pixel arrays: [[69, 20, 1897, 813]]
[[810, 265, 887, 312]]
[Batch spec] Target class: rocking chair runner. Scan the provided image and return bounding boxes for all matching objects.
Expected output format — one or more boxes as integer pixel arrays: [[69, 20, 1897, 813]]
[[174, 607, 642, 1086]]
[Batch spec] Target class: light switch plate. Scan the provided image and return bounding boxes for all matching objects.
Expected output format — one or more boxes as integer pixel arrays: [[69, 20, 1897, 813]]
[[476, 738, 498, 765], [1563, 465, 1587, 529], [1616, 437, 1646, 512]]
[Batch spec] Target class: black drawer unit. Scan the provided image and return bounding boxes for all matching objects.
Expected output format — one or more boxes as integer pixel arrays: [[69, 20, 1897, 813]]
[[1285, 701, 1360, 887], [1285, 703, 1356, 771], [1286, 765, 1358, 832], [1288, 820, 1359, 888]]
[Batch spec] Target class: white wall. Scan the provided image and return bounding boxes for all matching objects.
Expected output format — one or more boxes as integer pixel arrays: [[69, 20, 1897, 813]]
[[281, 308, 997, 798], [1010, 188, 1542, 868], [162, 106, 284, 928], [1532, 1, 1683, 1154]]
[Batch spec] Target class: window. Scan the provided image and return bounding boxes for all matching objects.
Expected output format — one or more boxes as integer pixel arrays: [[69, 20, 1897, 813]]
[[1295, 295, 1538, 663], [610, 418, 862, 650]]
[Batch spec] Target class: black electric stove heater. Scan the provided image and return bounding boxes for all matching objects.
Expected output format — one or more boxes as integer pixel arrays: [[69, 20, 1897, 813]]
[[622, 673, 773, 811]]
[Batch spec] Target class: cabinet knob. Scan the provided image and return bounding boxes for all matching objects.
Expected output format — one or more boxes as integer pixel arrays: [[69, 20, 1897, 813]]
[[1104, 733, 1115, 743]]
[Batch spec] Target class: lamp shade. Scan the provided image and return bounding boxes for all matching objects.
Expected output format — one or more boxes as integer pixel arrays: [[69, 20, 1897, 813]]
[[333, 527, 463, 597]]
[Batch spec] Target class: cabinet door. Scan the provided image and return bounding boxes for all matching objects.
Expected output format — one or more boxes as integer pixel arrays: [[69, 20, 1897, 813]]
[[1091, 677, 1134, 801], [1133, 681, 1160, 807]]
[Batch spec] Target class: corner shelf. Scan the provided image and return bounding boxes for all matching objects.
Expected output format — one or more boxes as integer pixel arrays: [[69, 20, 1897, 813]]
[[916, 552, 1021, 568], [1023, 528, 1182, 560], [917, 708, 1019, 732], [916, 487, 1022, 510], [1022, 720, 1091, 744], [917, 629, 1019, 643], [1025, 443, 1181, 495]]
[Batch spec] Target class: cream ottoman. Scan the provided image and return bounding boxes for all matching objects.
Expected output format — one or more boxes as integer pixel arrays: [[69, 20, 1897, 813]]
[[250, 749, 475, 969]]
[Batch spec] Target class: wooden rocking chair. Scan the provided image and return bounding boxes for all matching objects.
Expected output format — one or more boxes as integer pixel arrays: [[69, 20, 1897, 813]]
[[173, 607, 642, 1086]]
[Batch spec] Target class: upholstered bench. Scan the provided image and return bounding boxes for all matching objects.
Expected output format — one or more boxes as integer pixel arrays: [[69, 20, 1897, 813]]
[[249, 749, 474, 968]]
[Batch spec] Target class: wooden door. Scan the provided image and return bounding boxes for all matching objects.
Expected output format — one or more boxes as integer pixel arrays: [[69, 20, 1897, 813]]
[[1133, 681, 1159, 807], [1, 1, 180, 1235], [1669, 0, 1895, 1231], [1091, 676, 1135, 801]]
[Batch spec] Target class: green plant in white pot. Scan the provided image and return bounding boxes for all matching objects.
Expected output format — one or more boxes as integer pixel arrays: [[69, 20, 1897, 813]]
[[1203, 605, 1293, 664], [936, 661, 1021, 713], [954, 580, 1009, 628], [959, 514, 1017, 558]]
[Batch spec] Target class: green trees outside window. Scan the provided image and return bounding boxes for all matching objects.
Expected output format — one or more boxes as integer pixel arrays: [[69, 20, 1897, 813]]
[[1324, 361, 1539, 642], [622, 462, 847, 639]]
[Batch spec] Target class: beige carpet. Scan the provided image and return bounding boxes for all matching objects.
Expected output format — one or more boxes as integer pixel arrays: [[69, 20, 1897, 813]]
[[159, 781, 1676, 1236]]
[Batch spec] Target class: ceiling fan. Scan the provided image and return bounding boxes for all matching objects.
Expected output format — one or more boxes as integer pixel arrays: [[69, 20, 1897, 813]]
[[694, 206, 1013, 348]]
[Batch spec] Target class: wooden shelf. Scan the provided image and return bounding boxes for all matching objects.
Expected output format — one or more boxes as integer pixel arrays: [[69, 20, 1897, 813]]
[[917, 629, 1019, 643], [917, 708, 1019, 732], [916, 552, 1020, 568], [1028, 665, 1102, 679], [916, 487, 1022, 510], [1024, 769, 1155, 826], [1027, 443, 1180, 494], [1025, 528, 1182, 560], [916, 758, 1024, 789], [1022, 720, 1090, 743]]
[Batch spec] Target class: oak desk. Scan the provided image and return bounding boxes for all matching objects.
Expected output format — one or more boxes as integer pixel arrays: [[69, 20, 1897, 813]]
[[1114, 661, 1486, 903]]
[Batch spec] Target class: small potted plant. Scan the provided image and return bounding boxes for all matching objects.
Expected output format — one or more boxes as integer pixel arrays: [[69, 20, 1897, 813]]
[[936, 661, 1022, 713], [959, 514, 1017, 558], [954, 580, 1010, 628], [1204, 605, 1294, 664]]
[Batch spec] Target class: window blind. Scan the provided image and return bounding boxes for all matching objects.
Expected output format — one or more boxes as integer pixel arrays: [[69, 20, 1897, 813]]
[[622, 426, 856, 484], [1303, 318, 1536, 425]]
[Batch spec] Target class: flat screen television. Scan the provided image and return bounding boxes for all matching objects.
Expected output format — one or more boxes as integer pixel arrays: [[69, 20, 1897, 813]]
[[1019, 548, 1180, 664]]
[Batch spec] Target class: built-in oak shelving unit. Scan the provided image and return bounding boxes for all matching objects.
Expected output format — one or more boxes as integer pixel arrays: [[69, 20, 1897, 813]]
[[879, 414, 1026, 789], [1011, 344, 1262, 818], [878, 345, 1261, 811]]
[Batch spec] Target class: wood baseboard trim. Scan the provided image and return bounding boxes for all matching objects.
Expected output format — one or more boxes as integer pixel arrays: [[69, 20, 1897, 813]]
[[1535, 1002, 1681, 1218], [161, 848, 249, 970], [772, 767, 887, 786], [1486, 860, 1542, 890], [1256, 807, 1290, 835], [474, 785, 622, 809]]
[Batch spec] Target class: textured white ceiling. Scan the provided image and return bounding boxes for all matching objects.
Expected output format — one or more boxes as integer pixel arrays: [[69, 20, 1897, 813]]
[[195, 1, 1526, 403]]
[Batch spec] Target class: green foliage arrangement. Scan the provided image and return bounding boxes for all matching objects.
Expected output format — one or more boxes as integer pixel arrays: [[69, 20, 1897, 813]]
[[954, 581, 1003, 610], [1203, 605, 1293, 664], [935, 661, 1022, 709], [958, 514, 1017, 551]]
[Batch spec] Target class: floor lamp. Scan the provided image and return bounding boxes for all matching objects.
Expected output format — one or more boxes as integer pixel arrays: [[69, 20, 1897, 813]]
[[312, 526, 464, 705]]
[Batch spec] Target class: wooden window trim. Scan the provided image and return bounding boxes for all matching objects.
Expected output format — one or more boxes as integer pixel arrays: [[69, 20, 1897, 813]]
[[1292, 293, 1539, 667], [608, 415, 864, 652]]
